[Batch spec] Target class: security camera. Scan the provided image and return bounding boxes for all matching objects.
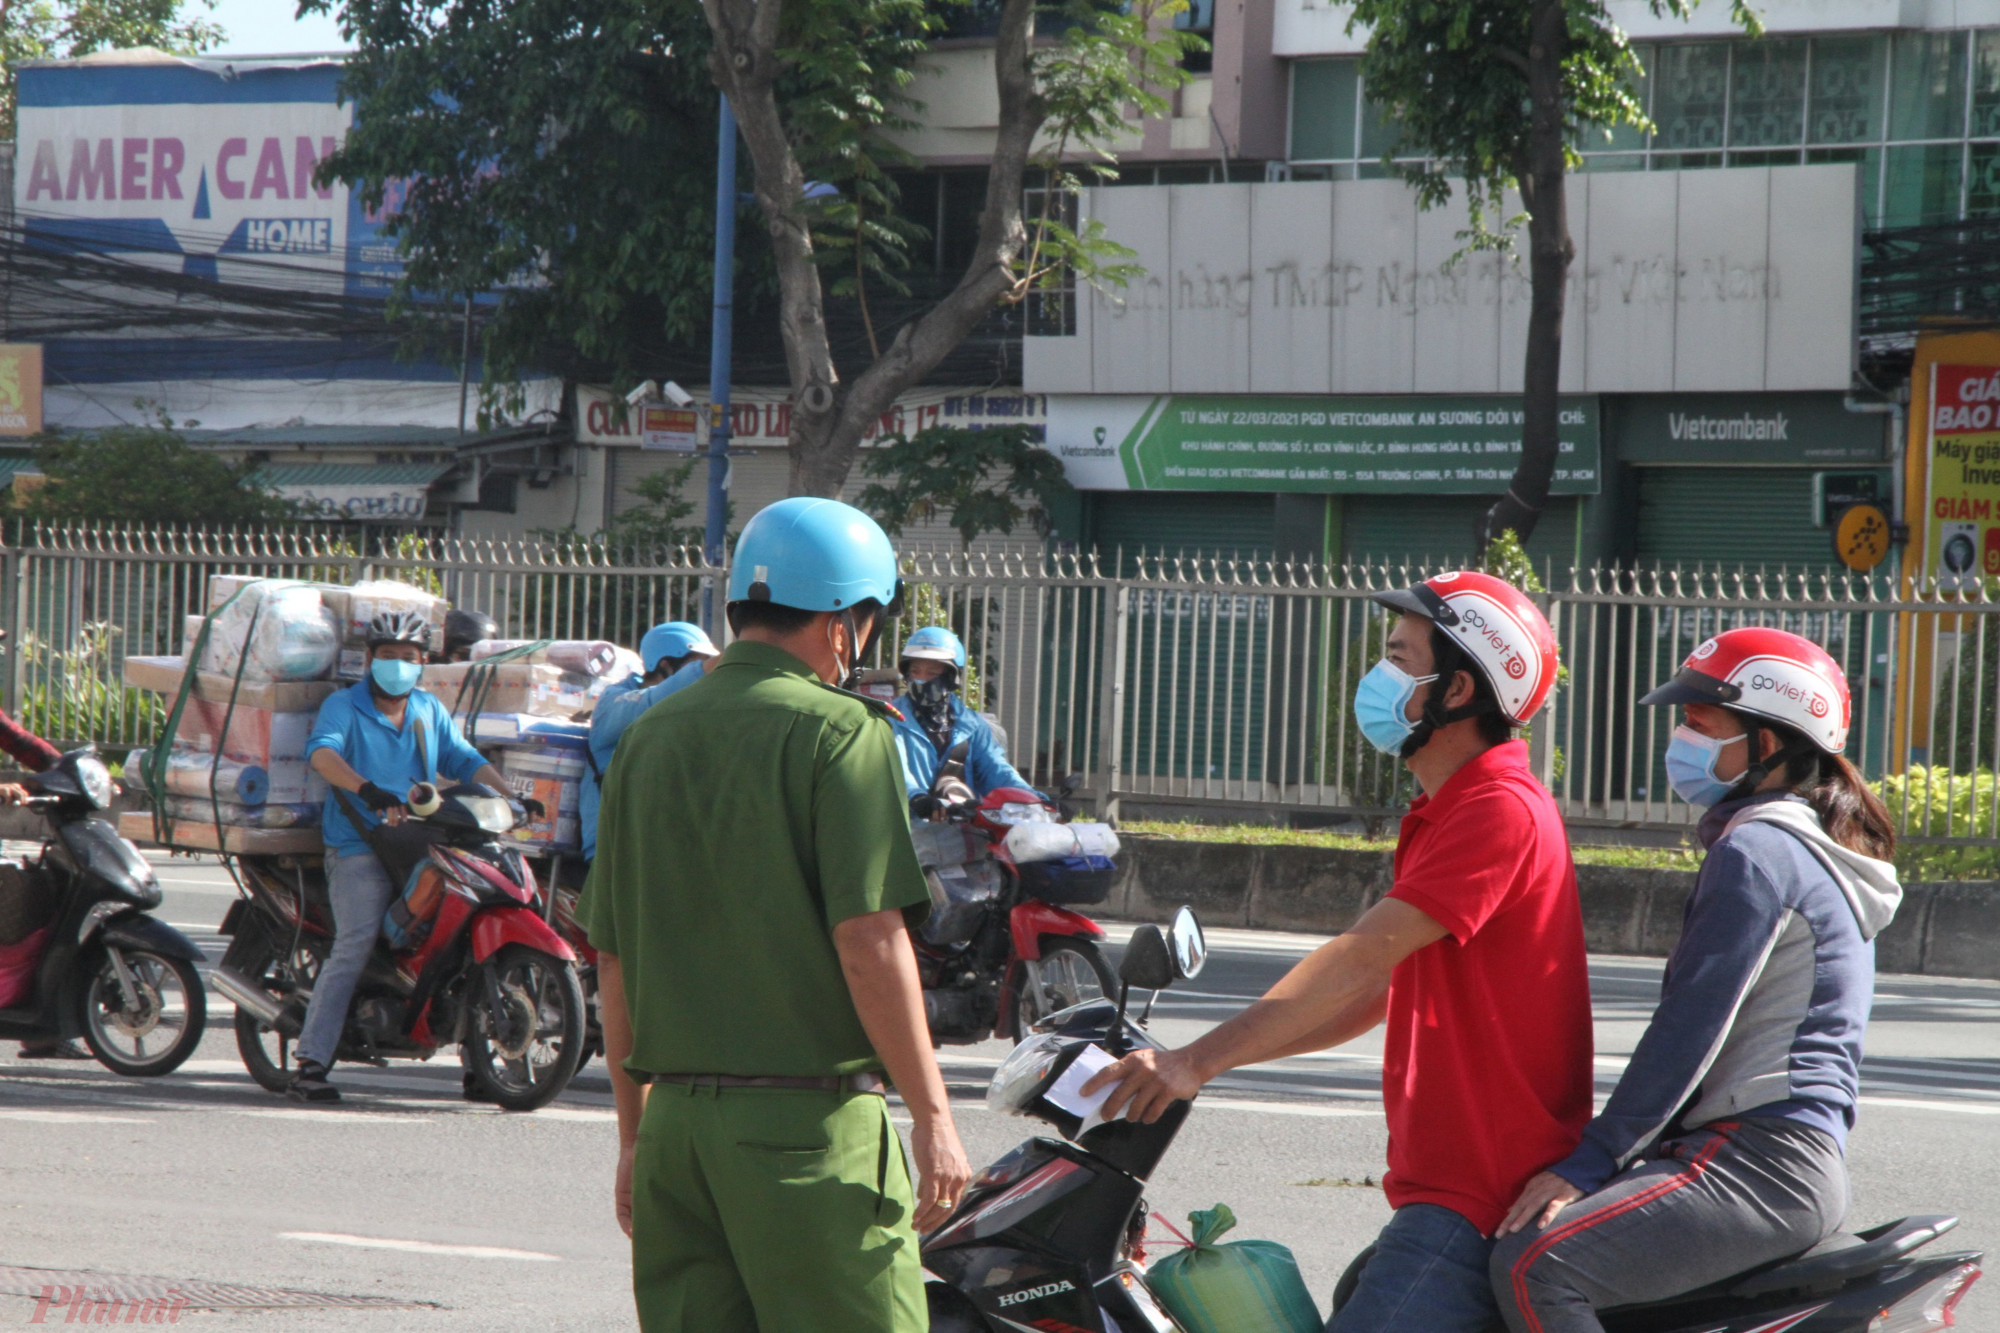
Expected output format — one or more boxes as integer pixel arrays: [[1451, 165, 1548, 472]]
[[625, 380, 660, 408], [661, 380, 694, 409]]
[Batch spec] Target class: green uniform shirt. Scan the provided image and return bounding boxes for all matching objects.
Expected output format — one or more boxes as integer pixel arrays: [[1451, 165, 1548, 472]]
[[577, 638, 930, 1078]]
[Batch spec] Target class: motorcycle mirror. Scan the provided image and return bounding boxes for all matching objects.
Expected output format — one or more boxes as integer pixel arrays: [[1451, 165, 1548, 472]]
[[1119, 925, 1176, 993], [1169, 906, 1207, 980]]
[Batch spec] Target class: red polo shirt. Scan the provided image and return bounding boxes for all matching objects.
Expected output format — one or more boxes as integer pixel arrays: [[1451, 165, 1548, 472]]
[[1380, 740, 1593, 1237]]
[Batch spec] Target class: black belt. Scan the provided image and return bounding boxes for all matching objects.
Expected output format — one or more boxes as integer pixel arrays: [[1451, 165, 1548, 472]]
[[645, 1071, 887, 1095]]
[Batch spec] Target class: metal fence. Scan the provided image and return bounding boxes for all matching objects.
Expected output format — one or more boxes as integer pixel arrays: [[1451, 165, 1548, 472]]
[[7, 523, 1999, 849]]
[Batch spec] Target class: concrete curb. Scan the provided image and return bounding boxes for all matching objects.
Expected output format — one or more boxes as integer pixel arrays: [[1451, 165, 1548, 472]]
[[1105, 836, 1999, 982]]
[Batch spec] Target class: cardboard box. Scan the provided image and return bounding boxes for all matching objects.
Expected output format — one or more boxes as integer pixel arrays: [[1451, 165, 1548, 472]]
[[421, 661, 577, 718], [171, 698, 315, 766], [120, 809, 321, 855], [123, 656, 342, 714]]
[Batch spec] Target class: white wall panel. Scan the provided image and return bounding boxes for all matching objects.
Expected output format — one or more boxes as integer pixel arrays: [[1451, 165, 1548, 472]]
[[1764, 163, 1858, 390], [1089, 187, 1172, 394], [1581, 171, 1679, 393], [1673, 168, 1771, 392], [1413, 192, 1501, 392], [1168, 185, 1253, 392], [1329, 179, 1417, 393], [1248, 181, 1334, 393]]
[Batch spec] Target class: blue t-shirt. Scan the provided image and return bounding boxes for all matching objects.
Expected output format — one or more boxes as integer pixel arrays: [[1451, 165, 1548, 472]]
[[305, 681, 488, 858], [580, 660, 706, 860]]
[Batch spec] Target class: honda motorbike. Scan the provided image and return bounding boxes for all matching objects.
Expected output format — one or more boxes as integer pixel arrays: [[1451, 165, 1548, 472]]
[[914, 745, 1118, 1044], [213, 782, 586, 1111], [0, 747, 207, 1075], [925, 908, 1986, 1333]]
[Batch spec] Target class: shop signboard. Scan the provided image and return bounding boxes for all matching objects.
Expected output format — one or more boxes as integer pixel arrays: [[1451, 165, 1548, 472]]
[[1923, 363, 2000, 587], [1616, 393, 1886, 467], [639, 405, 698, 452], [0, 346, 44, 436], [1048, 393, 1600, 494]]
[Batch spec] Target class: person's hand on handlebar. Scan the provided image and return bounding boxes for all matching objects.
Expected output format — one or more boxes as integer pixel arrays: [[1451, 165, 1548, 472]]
[[356, 780, 408, 825], [519, 797, 547, 820], [0, 783, 32, 806]]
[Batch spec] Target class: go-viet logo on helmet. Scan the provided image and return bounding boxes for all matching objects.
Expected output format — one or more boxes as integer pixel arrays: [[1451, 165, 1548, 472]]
[[1691, 638, 1720, 661], [1741, 658, 1834, 725], [1456, 601, 1530, 683]]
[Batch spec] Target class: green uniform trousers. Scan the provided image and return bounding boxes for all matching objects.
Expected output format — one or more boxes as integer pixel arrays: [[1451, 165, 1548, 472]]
[[629, 1081, 926, 1333]]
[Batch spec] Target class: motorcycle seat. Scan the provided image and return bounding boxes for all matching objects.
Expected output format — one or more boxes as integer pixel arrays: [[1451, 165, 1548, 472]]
[[1723, 1215, 1958, 1298]]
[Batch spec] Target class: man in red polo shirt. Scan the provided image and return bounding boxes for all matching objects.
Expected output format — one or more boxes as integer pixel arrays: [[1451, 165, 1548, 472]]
[[1086, 571, 1593, 1332]]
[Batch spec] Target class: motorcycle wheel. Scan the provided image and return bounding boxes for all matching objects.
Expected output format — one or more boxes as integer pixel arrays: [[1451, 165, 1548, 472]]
[[1012, 936, 1116, 1041], [80, 948, 206, 1076], [464, 945, 585, 1112], [236, 1009, 297, 1094]]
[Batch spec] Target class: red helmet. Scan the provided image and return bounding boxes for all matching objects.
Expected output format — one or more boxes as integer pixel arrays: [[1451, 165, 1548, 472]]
[[1373, 570, 1559, 725], [1640, 627, 1850, 754]]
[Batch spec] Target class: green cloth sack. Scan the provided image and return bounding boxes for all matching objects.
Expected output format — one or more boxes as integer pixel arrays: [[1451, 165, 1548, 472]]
[[1146, 1204, 1323, 1333]]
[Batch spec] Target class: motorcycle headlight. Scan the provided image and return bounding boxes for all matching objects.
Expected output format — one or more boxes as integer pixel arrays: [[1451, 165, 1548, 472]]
[[986, 1032, 1068, 1116], [76, 755, 114, 810]]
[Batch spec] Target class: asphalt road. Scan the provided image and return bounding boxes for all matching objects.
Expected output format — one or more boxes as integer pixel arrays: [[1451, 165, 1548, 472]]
[[1, 852, 1996, 1329]]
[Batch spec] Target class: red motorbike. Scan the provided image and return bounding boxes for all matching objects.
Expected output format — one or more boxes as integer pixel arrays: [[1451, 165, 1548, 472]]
[[914, 747, 1120, 1044], [212, 783, 587, 1110]]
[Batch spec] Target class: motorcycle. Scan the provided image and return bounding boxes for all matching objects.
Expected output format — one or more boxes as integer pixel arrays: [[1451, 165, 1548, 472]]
[[913, 744, 1119, 1044], [212, 782, 587, 1111], [925, 907, 1987, 1333], [0, 747, 208, 1076]]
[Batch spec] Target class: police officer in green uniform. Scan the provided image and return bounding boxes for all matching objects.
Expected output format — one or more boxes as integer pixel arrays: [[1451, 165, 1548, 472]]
[[579, 496, 971, 1333]]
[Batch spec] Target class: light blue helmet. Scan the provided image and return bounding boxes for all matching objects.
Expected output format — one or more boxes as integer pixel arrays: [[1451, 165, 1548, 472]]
[[639, 621, 717, 673], [901, 626, 966, 672], [726, 497, 902, 613]]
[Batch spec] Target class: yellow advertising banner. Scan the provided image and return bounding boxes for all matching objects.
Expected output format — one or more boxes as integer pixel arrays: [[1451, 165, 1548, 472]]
[[1923, 361, 2000, 587], [0, 345, 43, 437]]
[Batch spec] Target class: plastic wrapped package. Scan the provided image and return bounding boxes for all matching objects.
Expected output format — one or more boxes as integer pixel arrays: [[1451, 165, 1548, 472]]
[[161, 796, 319, 829], [197, 581, 340, 682], [1003, 821, 1121, 865], [344, 580, 447, 651], [120, 810, 320, 855], [171, 699, 315, 766], [1144, 1205, 1323, 1333], [920, 859, 1003, 947], [420, 661, 573, 718], [471, 639, 622, 677], [910, 821, 985, 870], [146, 747, 270, 805]]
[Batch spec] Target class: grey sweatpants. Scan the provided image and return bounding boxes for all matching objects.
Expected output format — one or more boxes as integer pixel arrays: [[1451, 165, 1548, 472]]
[[1491, 1118, 1848, 1333]]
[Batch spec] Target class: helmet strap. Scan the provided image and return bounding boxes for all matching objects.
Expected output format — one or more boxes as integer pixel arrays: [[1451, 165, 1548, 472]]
[[1397, 670, 1498, 760], [1732, 718, 1813, 801]]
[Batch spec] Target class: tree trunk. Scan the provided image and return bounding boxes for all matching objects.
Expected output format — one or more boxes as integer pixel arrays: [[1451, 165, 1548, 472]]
[[1481, 0, 1574, 552], [700, 0, 1043, 500]]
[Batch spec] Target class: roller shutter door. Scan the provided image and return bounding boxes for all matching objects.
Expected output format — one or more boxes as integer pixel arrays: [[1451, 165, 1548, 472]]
[[1635, 467, 1831, 569], [1341, 494, 1580, 574]]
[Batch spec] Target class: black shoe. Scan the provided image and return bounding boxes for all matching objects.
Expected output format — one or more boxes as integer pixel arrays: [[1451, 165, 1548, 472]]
[[462, 1070, 496, 1103], [287, 1059, 341, 1104], [18, 1039, 91, 1060]]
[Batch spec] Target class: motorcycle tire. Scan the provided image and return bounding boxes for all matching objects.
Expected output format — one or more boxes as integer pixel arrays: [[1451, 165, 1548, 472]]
[[463, 945, 586, 1112], [79, 948, 205, 1077], [1012, 936, 1117, 1041], [235, 1008, 297, 1095]]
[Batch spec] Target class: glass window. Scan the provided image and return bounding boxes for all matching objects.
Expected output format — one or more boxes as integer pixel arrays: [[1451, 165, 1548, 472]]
[[1290, 59, 1359, 161], [1653, 42, 1731, 152], [1969, 141, 2000, 215], [1890, 31, 1967, 141], [1808, 33, 1886, 144], [1973, 29, 2000, 138], [1580, 153, 1648, 172], [1729, 37, 1806, 147], [1584, 43, 1652, 154], [1882, 142, 1965, 226], [1360, 79, 1402, 160], [1807, 144, 1881, 222]]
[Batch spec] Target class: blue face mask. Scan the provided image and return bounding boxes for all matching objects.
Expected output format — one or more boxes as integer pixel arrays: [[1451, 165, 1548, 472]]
[[1353, 660, 1438, 756], [1664, 724, 1747, 807], [369, 656, 423, 698]]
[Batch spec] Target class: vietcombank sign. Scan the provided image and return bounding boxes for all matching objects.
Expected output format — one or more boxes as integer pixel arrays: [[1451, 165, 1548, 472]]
[[1047, 394, 1600, 494]]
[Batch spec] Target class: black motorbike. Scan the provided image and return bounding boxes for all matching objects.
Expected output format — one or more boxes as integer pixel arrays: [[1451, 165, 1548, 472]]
[[925, 908, 1986, 1333], [0, 747, 208, 1075]]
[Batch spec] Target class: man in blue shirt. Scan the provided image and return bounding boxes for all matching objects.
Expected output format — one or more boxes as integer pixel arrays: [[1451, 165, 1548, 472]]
[[290, 609, 515, 1103], [580, 621, 719, 861], [889, 626, 1036, 819]]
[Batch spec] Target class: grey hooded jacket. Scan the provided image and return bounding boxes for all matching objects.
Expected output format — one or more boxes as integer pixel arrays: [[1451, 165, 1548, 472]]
[[1550, 791, 1901, 1194]]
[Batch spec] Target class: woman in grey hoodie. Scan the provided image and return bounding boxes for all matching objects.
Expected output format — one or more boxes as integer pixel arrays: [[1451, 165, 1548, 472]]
[[1490, 627, 1901, 1333]]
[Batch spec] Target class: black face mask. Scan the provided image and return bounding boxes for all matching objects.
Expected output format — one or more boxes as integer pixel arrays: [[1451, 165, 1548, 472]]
[[908, 675, 956, 746]]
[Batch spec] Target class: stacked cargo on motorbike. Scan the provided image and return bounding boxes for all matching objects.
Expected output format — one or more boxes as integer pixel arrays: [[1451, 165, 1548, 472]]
[[911, 821, 1004, 946], [1003, 819, 1120, 906]]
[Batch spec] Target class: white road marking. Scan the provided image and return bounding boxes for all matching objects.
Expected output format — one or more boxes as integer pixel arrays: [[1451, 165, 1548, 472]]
[[230, 1109, 434, 1123], [281, 1232, 559, 1261], [1860, 1096, 2000, 1116], [1197, 1098, 1380, 1118], [0, 1110, 149, 1124]]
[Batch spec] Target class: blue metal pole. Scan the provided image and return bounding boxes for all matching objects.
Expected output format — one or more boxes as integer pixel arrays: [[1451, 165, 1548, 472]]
[[703, 93, 737, 632]]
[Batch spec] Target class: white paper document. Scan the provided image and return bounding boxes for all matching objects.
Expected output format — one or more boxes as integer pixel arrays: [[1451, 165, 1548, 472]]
[[1043, 1043, 1122, 1136]]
